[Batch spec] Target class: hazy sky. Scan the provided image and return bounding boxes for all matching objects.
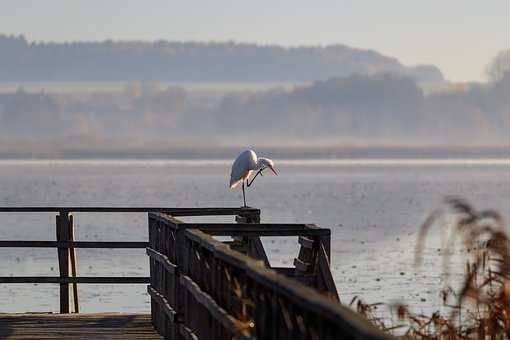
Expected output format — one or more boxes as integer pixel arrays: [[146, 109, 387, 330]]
[[1, 0, 509, 82]]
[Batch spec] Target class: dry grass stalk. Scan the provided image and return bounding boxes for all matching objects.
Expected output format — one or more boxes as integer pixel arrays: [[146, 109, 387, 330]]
[[356, 197, 510, 339]]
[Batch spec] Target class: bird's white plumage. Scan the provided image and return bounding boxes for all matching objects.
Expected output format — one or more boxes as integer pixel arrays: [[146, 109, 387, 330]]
[[229, 150, 258, 189], [229, 149, 278, 206]]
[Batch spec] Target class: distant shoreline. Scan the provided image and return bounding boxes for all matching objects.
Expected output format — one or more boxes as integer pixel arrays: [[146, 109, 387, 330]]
[[2, 145, 510, 160], [3, 159, 510, 167]]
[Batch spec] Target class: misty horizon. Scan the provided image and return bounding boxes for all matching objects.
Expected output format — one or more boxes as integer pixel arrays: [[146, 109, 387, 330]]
[[0, 33, 510, 158]]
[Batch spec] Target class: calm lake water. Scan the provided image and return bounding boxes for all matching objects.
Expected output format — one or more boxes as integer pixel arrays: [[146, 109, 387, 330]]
[[0, 159, 509, 314]]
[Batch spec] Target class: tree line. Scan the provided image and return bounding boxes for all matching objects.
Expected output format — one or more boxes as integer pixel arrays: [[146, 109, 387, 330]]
[[0, 34, 443, 82], [1, 72, 509, 146]]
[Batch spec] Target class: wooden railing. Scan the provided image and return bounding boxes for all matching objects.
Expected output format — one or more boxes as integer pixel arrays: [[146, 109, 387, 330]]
[[0, 207, 259, 313], [0, 206, 393, 339], [147, 212, 392, 340]]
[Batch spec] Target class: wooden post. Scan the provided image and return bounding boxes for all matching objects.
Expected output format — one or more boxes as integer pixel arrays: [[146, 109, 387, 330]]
[[56, 211, 70, 313], [68, 215, 79, 313], [175, 222, 187, 338], [235, 210, 270, 266], [148, 215, 156, 330], [320, 233, 331, 263]]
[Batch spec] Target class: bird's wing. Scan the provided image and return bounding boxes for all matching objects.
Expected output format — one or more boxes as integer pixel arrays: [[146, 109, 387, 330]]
[[230, 160, 245, 188], [230, 169, 252, 189], [229, 175, 242, 189], [229, 150, 257, 189]]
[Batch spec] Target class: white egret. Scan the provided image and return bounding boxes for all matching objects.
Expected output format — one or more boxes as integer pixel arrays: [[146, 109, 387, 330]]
[[229, 149, 278, 207]]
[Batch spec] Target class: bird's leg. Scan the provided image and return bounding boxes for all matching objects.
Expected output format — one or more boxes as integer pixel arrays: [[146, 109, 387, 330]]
[[247, 169, 264, 187], [242, 181, 247, 207]]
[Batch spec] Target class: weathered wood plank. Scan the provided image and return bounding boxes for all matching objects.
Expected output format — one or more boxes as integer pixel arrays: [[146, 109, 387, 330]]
[[0, 241, 148, 248], [186, 223, 321, 230], [68, 215, 79, 313], [293, 258, 311, 272], [236, 213, 271, 267], [185, 229, 393, 340], [0, 277, 149, 284], [272, 267, 295, 276], [179, 275, 250, 338], [152, 219, 326, 237], [203, 228, 329, 237], [318, 244, 340, 301], [146, 248, 177, 274], [146, 286, 178, 321], [249, 237, 271, 267], [298, 236, 316, 249], [0, 313, 162, 339], [56, 212, 70, 314], [179, 324, 199, 340], [0, 207, 259, 215], [246, 263, 388, 338]]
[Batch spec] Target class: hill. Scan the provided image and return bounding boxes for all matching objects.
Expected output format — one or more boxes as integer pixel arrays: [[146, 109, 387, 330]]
[[0, 34, 444, 83]]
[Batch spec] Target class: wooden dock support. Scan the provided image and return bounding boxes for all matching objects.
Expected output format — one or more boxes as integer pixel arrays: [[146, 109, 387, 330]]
[[68, 215, 79, 313], [56, 211, 70, 313], [233, 210, 270, 266], [56, 211, 79, 313]]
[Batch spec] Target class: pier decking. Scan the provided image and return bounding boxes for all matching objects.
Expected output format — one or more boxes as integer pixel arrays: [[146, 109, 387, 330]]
[[0, 207, 393, 339], [0, 313, 162, 339]]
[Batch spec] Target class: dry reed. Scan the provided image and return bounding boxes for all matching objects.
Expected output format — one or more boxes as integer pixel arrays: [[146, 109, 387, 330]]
[[355, 197, 510, 339]]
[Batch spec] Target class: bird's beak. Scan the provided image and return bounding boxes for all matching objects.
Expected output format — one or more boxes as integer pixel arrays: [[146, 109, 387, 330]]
[[269, 165, 278, 175]]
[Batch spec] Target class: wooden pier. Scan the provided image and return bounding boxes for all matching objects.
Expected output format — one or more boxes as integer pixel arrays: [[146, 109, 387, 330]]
[[0, 313, 161, 339], [0, 207, 392, 339]]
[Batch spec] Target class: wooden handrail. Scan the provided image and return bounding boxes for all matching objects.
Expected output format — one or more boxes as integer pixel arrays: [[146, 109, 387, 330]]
[[147, 211, 392, 340], [0, 207, 260, 313], [146, 248, 177, 274], [182, 228, 392, 340], [0, 207, 260, 216], [0, 277, 149, 284], [146, 286, 178, 321], [0, 241, 148, 248], [179, 275, 251, 339]]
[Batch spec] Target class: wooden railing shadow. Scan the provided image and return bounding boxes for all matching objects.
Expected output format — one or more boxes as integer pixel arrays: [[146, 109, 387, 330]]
[[147, 211, 392, 340]]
